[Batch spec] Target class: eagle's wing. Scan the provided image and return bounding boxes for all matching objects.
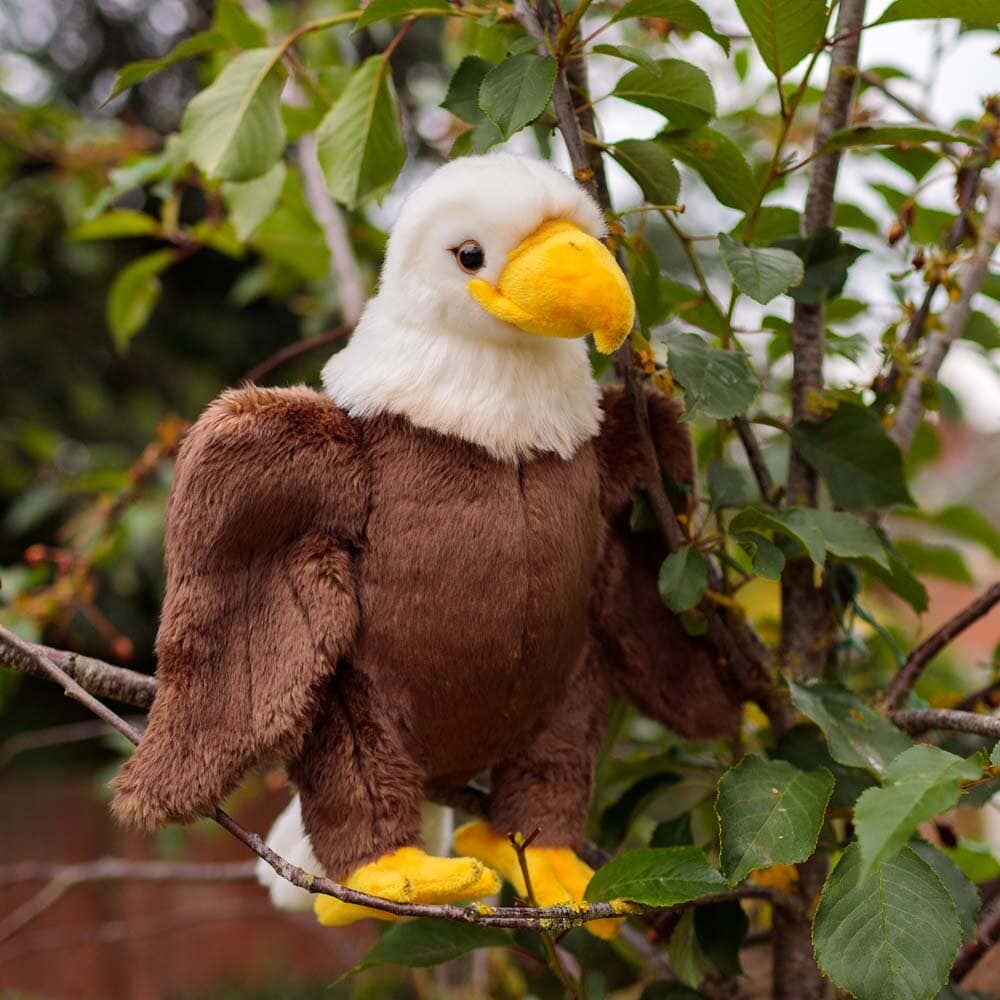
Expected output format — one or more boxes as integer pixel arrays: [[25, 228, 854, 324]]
[[593, 386, 741, 738], [111, 385, 368, 830]]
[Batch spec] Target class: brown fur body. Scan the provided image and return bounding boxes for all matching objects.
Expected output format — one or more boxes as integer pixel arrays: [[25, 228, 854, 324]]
[[112, 384, 740, 879]]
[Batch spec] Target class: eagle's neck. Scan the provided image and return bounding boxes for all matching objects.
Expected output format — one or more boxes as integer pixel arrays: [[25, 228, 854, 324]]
[[321, 310, 602, 463]]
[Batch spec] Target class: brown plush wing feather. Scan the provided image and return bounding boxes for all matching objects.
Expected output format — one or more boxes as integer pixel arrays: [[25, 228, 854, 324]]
[[111, 386, 368, 830], [592, 386, 741, 739]]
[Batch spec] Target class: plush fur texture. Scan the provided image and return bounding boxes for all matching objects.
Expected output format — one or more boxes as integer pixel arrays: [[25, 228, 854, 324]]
[[323, 154, 607, 462], [112, 382, 740, 884]]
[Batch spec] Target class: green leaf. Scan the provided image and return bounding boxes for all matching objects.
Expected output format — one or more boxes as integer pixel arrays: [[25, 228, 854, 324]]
[[789, 679, 912, 776], [718, 233, 804, 304], [669, 909, 713, 988], [864, 552, 929, 614], [70, 210, 159, 241], [663, 332, 759, 420], [731, 205, 800, 244], [317, 56, 407, 209], [773, 226, 865, 305], [585, 846, 727, 905], [855, 746, 983, 879], [910, 841, 980, 944], [660, 279, 728, 337], [813, 843, 962, 1000], [441, 56, 504, 150], [592, 43, 660, 75], [811, 510, 890, 569], [791, 402, 914, 509], [658, 546, 708, 613], [609, 0, 730, 51], [106, 30, 227, 102], [658, 127, 755, 212], [600, 773, 680, 849], [222, 161, 287, 241], [992, 743, 1000, 767], [875, 0, 1000, 24], [893, 538, 973, 584], [834, 201, 880, 235], [734, 0, 827, 79], [356, 0, 451, 30], [106, 249, 175, 350], [640, 984, 705, 1000], [775, 723, 876, 809], [729, 506, 826, 565], [352, 919, 512, 973], [214, 0, 268, 47], [821, 122, 975, 151], [901, 505, 1000, 559], [717, 755, 833, 884], [612, 60, 716, 129], [963, 310, 1000, 350], [611, 140, 681, 206], [181, 47, 287, 181], [478, 54, 557, 140]]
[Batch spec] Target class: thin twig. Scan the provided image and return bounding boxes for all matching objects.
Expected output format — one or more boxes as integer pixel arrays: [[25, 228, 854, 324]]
[[0, 624, 645, 932], [879, 581, 1000, 710], [889, 176, 1000, 453], [734, 417, 776, 502], [239, 325, 354, 386], [890, 708, 1000, 740], [0, 718, 141, 770]]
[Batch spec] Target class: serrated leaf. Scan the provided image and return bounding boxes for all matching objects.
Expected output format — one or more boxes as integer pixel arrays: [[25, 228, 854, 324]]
[[585, 846, 726, 905], [731, 205, 800, 244], [317, 56, 406, 209], [663, 332, 758, 420], [875, 0, 1000, 24], [855, 746, 983, 880], [910, 841, 980, 944], [352, 919, 512, 973], [790, 679, 912, 776], [773, 226, 865, 304], [181, 47, 287, 181], [441, 56, 504, 150], [717, 755, 833, 884], [478, 54, 557, 140], [718, 233, 803, 304], [659, 127, 755, 212], [612, 60, 716, 129], [609, 0, 729, 51], [658, 546, 708, 613], [791, 402, 914, 510], [222, 160, 286, 240], [71, 210, 160, 241], [775, 723, 876, 810], [611, 139, 681, 206], [106, 30, 227, 102], [106, 249, 175, 350], [813, 843, 962, 1000], [734, 0, 827, 79], [355, 0, 451, 30], [821, 122, 975, 151]]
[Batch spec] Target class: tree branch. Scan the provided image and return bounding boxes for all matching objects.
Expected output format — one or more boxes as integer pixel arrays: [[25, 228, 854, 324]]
[[879, 581, 1000, 711], [889, 175, 1000, 453], [890, 708, 1000, 740], [951, 897, 1000, 982], [239, 324, 354, 386]]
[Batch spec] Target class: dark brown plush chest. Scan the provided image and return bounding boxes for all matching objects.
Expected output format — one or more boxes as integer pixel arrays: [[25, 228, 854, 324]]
[[351, 413, 602, 782]]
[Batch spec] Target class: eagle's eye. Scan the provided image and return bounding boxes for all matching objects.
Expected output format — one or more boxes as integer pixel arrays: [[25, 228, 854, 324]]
[[453, 240, 485, 274]]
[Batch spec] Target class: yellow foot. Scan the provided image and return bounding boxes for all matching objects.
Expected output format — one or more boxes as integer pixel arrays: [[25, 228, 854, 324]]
[[314, 846, 501, 927], [454, 821, 622, 940]]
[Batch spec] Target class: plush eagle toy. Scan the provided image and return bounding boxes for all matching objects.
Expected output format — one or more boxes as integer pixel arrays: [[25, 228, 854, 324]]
[[111, 153, 739, 932]]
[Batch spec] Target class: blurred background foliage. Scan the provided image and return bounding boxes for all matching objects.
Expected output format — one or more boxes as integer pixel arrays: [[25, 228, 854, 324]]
[[0, 0, 999, 997]]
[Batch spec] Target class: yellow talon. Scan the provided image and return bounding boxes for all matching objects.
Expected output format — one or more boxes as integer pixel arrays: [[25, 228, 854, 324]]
[[454, 821, 623, 940], [314, 845, 501, 927]]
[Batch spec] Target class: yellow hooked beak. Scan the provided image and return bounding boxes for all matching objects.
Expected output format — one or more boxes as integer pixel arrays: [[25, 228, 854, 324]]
[[467, 219, 635, 354]]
